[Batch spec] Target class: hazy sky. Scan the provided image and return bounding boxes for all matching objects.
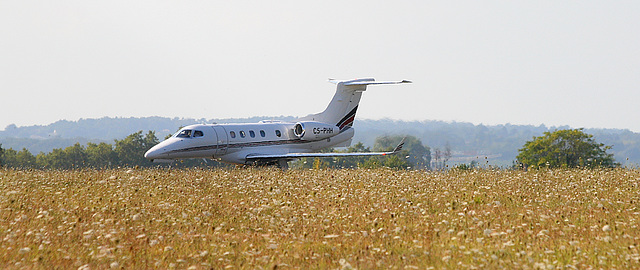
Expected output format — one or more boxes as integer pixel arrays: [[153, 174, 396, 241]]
[[2, 1, 639, 131]]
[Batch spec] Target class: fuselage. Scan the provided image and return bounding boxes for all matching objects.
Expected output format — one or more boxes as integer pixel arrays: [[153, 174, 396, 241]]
[[144, 121, 354, 165]]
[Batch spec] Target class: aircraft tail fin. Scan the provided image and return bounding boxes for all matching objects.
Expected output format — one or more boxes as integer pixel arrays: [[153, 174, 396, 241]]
[[298, 78, 411, 130]]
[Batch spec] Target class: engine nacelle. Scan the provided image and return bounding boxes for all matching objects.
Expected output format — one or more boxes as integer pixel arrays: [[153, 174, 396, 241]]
[[293, 121, 339, 140]]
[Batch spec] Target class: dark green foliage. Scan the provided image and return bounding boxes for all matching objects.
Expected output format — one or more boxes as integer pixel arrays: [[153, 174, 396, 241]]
[[453, 161, 478, 171], [65, 143, 88, 168], [86, 142, 117, 168], [370, 135, 428, 170], [6, 131, 233, 169], [17, 148, 36, 167], [360, 155, 410, 170], [517, 129, 619, 169], [379, 135, 431, 169], [382, 135, 428, 169], [113, 131, 158, 167], [1, 148, 36, 168], [333, 142, 370, 169], [0, 130, 227, 169], [1, 148, 18, 167]]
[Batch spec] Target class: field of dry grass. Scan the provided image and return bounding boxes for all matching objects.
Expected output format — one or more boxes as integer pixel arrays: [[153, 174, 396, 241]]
[[1, 168, 639, 269]]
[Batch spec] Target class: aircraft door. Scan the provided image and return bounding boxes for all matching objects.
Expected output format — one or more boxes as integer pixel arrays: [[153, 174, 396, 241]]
[[212, 125, 228, 156]]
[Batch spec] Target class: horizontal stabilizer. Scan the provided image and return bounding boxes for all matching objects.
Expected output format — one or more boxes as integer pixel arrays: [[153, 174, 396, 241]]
[[328, 78, 412, 86], [344, 80, 412, 86]]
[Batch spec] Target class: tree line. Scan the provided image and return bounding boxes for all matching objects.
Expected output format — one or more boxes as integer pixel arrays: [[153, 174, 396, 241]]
[[0, 128, 618, 170], [0, 131, 172, 169], [0, 132, 433, 170], [4, 117, 640, 166]]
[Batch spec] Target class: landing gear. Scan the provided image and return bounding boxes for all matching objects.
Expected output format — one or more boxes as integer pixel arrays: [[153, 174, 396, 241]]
[[245, 159, 290, 170], [277, 159, 289, 170]]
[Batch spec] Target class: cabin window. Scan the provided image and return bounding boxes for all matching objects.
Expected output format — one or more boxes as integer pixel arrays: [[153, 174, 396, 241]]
[[230, 131, 236, 138], [240, 130, 246, 138], [249, 130, 255, 138], [275, 130, 282, 137], [260, 130, 266, 137], [193, 130, 204, 138], [176, 130, 192, 138]]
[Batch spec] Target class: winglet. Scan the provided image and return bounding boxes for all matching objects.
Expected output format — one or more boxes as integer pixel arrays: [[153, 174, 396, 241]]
[[392, 137, 406, 154]]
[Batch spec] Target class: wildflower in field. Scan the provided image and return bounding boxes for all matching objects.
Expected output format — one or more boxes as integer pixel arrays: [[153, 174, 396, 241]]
[[1, 168, 639, 268]]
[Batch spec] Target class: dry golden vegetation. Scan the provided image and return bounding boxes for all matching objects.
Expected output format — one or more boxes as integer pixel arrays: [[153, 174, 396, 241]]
[[1, 168, 639, 269]]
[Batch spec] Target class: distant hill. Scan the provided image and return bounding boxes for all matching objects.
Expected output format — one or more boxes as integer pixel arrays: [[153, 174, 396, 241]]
[[2, 116, 640, 166]]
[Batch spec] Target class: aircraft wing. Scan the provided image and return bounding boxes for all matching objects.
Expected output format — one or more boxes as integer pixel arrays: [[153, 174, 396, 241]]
[[246, 138, 405, 160]]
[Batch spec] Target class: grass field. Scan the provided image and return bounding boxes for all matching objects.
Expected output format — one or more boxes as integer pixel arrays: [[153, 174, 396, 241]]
[[1, 168, 639, 269]]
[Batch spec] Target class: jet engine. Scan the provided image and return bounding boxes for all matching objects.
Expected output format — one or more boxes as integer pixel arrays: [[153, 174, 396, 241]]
[[293, 121, 339, 140]]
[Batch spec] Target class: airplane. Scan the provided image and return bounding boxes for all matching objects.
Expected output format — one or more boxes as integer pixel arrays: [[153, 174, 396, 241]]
[[144, 78, 411, 168]]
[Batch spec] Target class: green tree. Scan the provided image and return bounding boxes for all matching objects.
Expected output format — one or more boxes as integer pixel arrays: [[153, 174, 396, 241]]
[[2, 131, 166, 169], [65, 143, 88, 168], [16, 148, 36, 168], [35, 152, 48, 168], [0, 147, 36, 168], [333, 142, 371, 168], [373, 135, 431, 169], [114, 131, 159, 167], [1, 148, 18, 168], [43, 148, 71, 169], [86, 142, 116, 168], [382, 155, 412, 170], [360, 157, 383, 169], [517, 129, 618, 169], [365, 136, 411, 170]]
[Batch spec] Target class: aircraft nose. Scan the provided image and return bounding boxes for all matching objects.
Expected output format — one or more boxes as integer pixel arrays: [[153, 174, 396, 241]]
[[144, 138, 180, 160], [144, 146, 164, 160]]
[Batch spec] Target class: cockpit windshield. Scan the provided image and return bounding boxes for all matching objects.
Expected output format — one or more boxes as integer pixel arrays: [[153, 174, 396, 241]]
[[176, 129, 192, 138], [174, 129, 204, 138]]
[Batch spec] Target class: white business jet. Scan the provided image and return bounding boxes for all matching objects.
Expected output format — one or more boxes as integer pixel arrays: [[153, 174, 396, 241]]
[[144, 78, 411, 168]]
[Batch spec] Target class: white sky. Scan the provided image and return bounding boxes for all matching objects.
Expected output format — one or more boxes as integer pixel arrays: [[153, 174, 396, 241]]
[[1, 1, 639, 131]]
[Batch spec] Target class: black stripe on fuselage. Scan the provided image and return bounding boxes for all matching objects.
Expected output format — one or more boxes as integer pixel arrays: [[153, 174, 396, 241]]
[[166, 128, 351, 155]]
